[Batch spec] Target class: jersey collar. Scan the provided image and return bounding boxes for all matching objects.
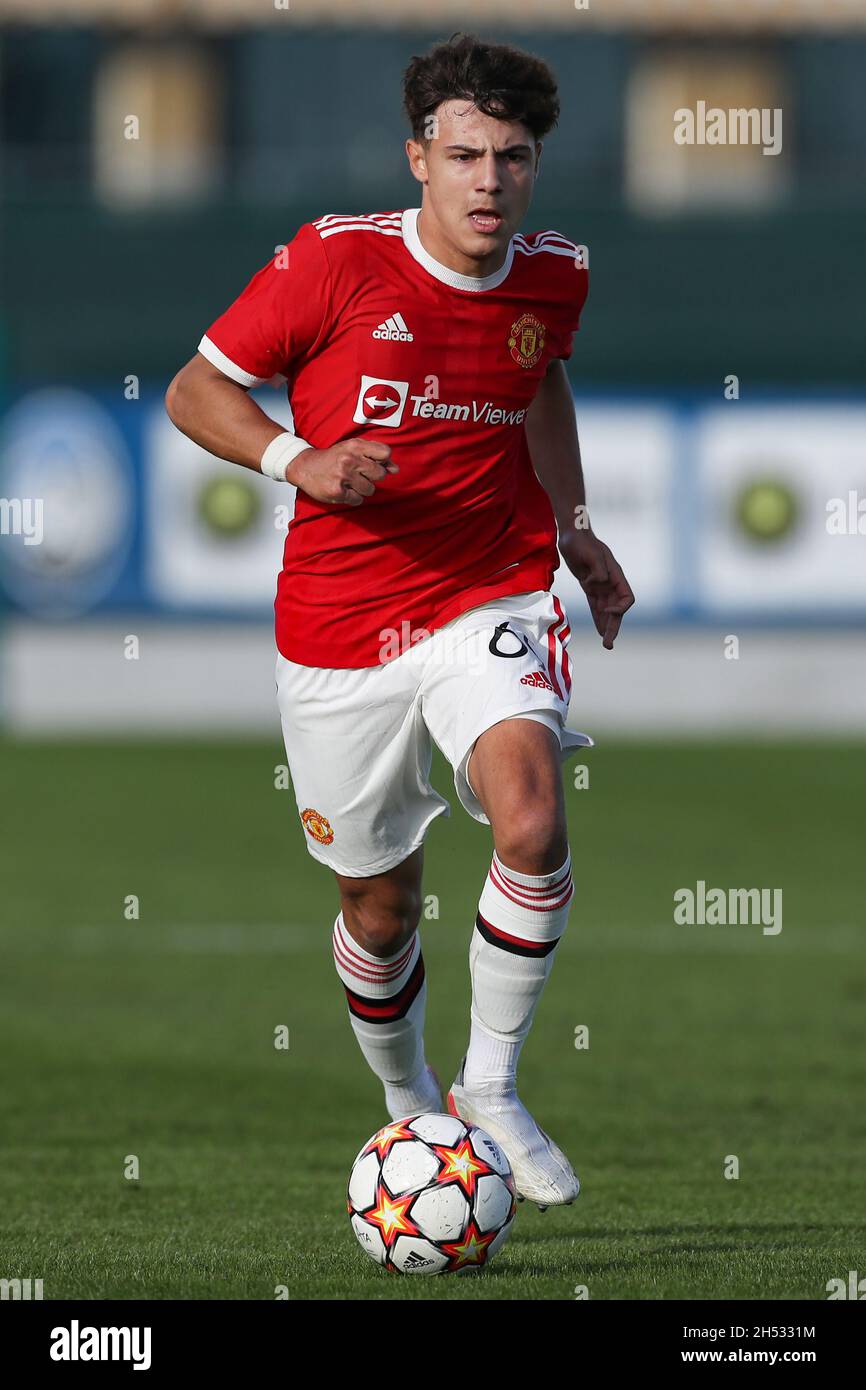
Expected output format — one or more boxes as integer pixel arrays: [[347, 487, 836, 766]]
[[401, 207, 515, 292]]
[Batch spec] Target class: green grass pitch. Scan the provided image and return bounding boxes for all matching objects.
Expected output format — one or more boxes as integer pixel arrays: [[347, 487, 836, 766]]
[[0, 737, 863, 1300]]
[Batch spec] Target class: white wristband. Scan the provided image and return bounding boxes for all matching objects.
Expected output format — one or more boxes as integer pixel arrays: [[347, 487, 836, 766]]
[[260, 431, 313, 482]]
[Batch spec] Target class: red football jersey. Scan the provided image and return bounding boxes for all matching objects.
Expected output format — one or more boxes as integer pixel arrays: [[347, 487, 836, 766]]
[[199, 208, 588, 668]]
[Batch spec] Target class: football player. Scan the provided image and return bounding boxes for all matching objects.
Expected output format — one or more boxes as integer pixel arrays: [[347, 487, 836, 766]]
[[166, 32, 634, 1208]]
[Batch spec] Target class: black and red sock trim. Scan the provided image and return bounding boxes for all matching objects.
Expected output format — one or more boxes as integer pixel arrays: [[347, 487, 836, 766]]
[[474, 911, 560, 957], [342, 953, 426, 1023]]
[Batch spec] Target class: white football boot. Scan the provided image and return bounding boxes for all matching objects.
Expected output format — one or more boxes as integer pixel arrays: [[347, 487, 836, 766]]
[[447, 1056, 579, 1210], [385, 1064, 443, 1122]]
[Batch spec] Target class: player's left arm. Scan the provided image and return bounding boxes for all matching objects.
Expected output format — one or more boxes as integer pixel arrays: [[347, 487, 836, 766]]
[[525, 357, 635, 649]]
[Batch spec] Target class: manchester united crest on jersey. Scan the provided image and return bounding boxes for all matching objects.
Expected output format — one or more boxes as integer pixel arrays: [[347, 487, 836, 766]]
[[301, 807, 334, 844], [508, 312, 546, 369]]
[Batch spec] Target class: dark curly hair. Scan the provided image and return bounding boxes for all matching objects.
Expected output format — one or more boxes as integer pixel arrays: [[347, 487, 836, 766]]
[[403, 33, 560, 145]]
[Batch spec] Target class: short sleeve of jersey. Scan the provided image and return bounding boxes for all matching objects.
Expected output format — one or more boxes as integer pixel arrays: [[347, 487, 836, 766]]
[[554, 257, 589, 362], [198, 223, 331, 386]]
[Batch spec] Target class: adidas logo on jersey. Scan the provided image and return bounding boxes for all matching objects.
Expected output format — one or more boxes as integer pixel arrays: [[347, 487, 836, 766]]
[[373, 312, 414, 342]]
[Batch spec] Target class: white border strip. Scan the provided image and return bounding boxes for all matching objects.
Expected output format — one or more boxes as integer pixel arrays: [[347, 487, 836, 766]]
[[198, 334, 268, 388]]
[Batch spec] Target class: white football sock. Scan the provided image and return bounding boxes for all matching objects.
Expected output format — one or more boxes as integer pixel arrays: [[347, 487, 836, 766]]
[[331, 912, 438, 1118], [463, 849, 574, 1092]]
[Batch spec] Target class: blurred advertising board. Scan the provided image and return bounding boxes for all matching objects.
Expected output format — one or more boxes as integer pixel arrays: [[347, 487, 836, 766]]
[[1, 387, 864, 626]]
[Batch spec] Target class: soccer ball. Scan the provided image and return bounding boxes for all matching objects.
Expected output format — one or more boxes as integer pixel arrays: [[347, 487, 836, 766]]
[[347, 1112, 517, 1275]]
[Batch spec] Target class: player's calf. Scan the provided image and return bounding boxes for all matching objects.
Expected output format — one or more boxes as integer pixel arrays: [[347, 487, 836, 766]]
[[331, 850, 439, 1120]]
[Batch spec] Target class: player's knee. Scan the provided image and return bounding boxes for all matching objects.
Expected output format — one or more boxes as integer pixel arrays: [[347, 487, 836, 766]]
[[492, 798, 568, 875], [338, 885, 422, 957]]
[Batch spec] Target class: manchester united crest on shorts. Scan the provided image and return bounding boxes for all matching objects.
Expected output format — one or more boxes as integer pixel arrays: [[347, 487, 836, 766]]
[[301, 807, 334, 845], [508, 312, 546, 369]]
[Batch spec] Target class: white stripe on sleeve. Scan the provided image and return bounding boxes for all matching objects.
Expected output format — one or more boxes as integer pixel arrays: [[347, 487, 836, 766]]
[[197, 334, 269, 388]]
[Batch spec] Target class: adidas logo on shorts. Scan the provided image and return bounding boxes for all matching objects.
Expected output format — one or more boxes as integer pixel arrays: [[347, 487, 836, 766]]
[[373, 312, 414, 342], [521, 669, 555, 692]]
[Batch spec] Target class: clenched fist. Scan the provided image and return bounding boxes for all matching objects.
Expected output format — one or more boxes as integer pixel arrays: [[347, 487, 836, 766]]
[[288, 438, 398, 507]]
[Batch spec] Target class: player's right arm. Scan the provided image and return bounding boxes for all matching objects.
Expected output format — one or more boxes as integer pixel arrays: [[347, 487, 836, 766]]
[[164, 223, 396, 507], [165, 351, 287, 472], [164, 354, 395, 507]]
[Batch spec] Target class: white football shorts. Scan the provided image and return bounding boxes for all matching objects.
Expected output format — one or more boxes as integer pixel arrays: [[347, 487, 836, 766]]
[[275, 587, 592, 878]]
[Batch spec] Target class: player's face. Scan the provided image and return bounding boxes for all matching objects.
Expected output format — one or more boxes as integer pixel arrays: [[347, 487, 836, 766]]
[[406, 100, 541, 277]]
